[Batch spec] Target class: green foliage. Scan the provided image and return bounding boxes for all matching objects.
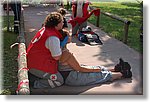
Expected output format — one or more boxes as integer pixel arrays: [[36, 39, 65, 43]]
[[2, 16, 14, 30], [1, 89, 12, 95], [1, 16, 18, 95], [88, 2, 143, 53]]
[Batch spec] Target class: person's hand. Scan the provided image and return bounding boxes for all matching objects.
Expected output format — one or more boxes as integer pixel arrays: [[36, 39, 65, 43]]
[[67, 36, 72, 43], [62, 47, 69, 52]]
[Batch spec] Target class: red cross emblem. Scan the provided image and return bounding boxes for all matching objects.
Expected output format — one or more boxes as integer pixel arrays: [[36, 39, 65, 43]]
[[50, 74, 57, 81]]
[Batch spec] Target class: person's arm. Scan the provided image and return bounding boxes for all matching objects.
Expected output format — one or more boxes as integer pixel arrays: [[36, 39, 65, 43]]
[[60, 50, 101, 73], [77, 67, 101, 72], [53, 56, 61, 61], [45, 36, 62, 60]]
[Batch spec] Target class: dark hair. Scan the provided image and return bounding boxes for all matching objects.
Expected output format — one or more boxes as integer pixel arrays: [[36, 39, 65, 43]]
[[44, 12, 63, 28], [59, 29, 69, 41], [57, 8, 67, 16]]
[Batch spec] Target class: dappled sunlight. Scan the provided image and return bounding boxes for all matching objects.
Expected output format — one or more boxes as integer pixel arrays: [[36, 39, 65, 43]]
[[37, 11, 50, 15], [36, 13, 43, 15], [28, 28, 36, 33]]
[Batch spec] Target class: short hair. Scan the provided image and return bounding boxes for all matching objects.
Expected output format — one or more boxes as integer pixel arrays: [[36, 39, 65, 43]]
[[57, 8, 67, 16], [44, 12, 63, 28]]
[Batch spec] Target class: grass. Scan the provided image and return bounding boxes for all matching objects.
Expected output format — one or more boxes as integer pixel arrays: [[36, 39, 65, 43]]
[[1, 16, 18, 95], [88, 2, 143, 53]]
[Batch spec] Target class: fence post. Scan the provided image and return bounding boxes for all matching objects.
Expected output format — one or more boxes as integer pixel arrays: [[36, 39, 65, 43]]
[[6, 1, 10, 32], [124, 21, 130, 44], [89, 6, 100, 27]]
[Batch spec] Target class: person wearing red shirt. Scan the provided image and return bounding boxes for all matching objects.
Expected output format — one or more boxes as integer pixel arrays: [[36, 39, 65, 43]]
[[27, 12, 132, 89]]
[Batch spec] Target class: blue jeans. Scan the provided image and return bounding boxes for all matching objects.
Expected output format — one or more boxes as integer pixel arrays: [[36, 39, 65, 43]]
[[65, 65, 112, 86]]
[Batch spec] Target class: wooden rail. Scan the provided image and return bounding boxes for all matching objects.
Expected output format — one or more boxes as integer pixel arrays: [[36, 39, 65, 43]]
[[16, 5, 30, 95], [17, 43, 30, 95], [101, 11, 131, 44], [5, 1, 30, 95], [90, 6, 131, 44]]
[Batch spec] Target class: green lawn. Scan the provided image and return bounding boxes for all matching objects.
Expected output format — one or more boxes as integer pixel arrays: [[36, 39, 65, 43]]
[[1, 16, 18, 95], [88, 2, 143, 53], [2, 31, 18, 95]]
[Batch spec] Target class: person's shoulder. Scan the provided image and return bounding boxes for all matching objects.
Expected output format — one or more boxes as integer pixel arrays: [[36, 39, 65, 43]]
[[49, 36, 58, 38], [45, 36, 60, 47], [47, 36, 59, 40]]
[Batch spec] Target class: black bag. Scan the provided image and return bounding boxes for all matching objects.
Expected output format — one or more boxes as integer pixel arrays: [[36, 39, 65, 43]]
[[85, 33, 103, 45], [78, 32, 103, 45]]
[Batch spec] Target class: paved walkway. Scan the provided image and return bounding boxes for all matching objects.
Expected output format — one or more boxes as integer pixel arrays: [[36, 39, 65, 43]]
[[23, 5, 142, 95]]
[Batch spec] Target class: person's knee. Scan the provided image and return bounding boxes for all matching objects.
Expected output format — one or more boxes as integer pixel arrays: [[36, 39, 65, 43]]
[[57, 74, 64, 86], [33, 73, 64, 89]]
